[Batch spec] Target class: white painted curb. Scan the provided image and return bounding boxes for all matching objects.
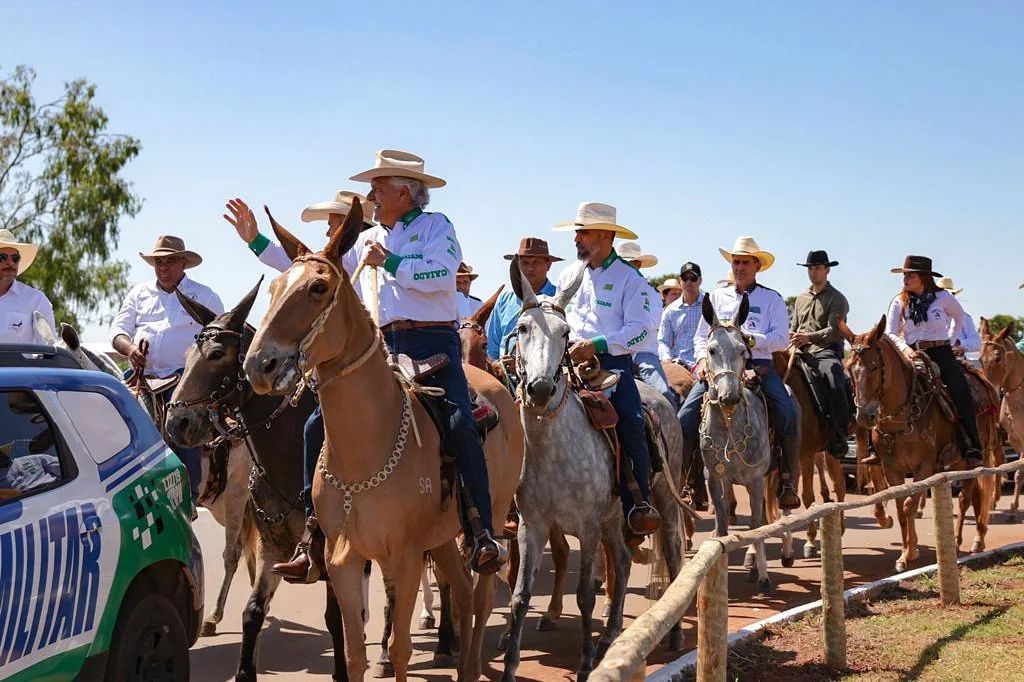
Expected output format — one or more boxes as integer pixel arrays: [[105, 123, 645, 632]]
[[649, 540, 1024, 681]]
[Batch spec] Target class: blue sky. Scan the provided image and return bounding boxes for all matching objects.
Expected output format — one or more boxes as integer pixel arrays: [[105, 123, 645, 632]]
[[6, 2, 1023, 341]]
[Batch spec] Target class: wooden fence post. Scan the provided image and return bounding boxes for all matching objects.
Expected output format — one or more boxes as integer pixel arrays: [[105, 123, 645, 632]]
[[820, 509, 846, 669], [932, 479, 960, 605], [697, 549, 728, 682]]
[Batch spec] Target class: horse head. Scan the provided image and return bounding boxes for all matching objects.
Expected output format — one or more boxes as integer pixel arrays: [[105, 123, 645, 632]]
[[458, 285, 504, 371], [841, 315, 897, 428], [512, 256, 583, 409], [165, 278, 261, 448], [700, 293, 750, 413], [245, 200, 366, 395], [979, 317, 1019, 389]]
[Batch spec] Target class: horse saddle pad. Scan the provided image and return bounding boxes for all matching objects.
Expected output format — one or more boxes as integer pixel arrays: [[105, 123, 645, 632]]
[[393, 353, 449, 382], [961, 361, 1000, 416], [145, 374, 180, 396]]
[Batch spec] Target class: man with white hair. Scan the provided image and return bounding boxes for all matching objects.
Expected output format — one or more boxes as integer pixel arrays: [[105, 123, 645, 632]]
[[0, 228, 56, 344]]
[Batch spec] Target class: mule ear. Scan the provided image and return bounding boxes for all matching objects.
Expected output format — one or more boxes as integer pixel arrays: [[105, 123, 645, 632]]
[[509, 256, 525, 303], [176, 288, 217, 327], [264, 206, 310, 261], [224, 276, 263, 332], [996, 323, 1013, 342], [325, 198, 363, 261], [867, 315, 886, 344], [59, 323, 81, 351], [701, 293, 718, 327], [553, 262, 585, 311], [979, 317, 990, 340], [471, 285, 504, 328], [32, 312, 58, 345], [734, 293, 750, 327], [838, 317, 855, 343]]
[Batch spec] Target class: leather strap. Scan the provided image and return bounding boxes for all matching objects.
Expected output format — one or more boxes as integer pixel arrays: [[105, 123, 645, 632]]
[[380, 320, 457, 334]]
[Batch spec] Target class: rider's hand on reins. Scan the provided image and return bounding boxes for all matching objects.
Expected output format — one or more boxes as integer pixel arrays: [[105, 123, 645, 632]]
[[568, 339, 596, 363]]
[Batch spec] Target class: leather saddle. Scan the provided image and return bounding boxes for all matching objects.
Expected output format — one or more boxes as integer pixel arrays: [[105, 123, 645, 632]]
[[575, 387, 664, 485]]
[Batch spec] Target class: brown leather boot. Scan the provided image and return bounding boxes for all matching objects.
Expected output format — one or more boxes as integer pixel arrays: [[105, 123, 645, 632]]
[[272, 516, 324, 584], [627, 502, 661, 536], [469, 530, 508, 575], [778, 482, 801, 510]]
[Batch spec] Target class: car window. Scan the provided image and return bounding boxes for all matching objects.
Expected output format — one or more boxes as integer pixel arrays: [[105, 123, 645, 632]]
[[0, 390, 67, 502], [57, 390, 131, 464]]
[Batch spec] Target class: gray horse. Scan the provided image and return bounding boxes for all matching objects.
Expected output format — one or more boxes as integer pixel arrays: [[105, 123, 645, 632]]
[[698, 294, 789, 593], [502, 261, 633, 682]]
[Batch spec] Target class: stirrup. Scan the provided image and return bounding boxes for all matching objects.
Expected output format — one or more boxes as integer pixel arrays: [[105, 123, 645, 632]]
[[469, 530, 508, 575]]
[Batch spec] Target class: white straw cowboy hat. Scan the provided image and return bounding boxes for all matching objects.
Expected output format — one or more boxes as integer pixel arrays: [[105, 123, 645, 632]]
[[618, 242, 658, 268], [301, 190, 376, 225], [718, 236, 775, 271], [553, 202, 639, 240], [139, 235, 202, 269], [456, 262, 479, 280], [349, 149, 446, 188], [657, 277, 683, 293], [717, 269, 735, 287], [936, 276, 963, 296], [0, 228, 39, 274]]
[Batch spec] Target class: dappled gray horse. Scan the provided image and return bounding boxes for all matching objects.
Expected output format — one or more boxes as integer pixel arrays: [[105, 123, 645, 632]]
[[501, 261, 632, 682], [699, 294, 781, 593]]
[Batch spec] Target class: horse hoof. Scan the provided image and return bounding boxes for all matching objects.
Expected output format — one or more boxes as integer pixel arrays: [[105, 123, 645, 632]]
[[895, 560, 907, 573], [916, 510, 924, 519], [200, 620, 218, 637], [747, 566, 757, 583], [431, 653, 456, 668], [781, 555, 795, 568], [537, 615, 557, 632], [879, 516, 893, 529], [371, 661, 394, 678], [803, 543, 818, 559], [419, 615, 436, 629], [757, 578, 773, 594], [577, 668, 592, 682], [971, 540, 984, 553]]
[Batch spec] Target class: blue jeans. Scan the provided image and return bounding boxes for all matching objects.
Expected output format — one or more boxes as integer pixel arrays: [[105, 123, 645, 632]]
[[384, 325, 494, 535], [634, 351, 678, 410], [600, 353, 652, 515], [677, 358, 797, 439], [303, 405, 324, 517]]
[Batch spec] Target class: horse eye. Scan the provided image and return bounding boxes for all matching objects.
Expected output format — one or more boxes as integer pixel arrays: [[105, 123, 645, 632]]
[[311, 280, 328, 295], [708, 348, 716, 356], [517, 325, 527, 335], [208, 349, 225, 361]]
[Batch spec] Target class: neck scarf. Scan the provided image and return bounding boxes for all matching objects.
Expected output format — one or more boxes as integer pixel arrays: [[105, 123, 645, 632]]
[[907, 290, 936, 325]]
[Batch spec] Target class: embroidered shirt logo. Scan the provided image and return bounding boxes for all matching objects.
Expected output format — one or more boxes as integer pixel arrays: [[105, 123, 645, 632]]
[[603, 283, 614, 291], [414, 268, 449, 281], [409, 234, 420, 242]]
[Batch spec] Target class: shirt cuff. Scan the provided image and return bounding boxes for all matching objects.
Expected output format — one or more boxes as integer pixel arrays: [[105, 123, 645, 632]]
[[383, 254, 402, 276], [248, 233, 270, 256], [591, 336, 608, 354]]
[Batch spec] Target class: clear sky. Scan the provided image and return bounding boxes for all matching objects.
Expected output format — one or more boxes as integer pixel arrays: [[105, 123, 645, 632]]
[[6, 1, 1023, 341]]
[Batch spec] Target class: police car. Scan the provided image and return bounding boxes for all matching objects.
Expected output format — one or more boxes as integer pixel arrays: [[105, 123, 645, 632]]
[[0, 345, 202, 681]]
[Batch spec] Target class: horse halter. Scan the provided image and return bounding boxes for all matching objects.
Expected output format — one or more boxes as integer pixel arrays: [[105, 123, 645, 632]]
[[513, 299, 571, 412], [703, 322, 752, 398], [167, 325, 248, 412], [981, 339, 1024, 394], [848, 340, 888, 411]]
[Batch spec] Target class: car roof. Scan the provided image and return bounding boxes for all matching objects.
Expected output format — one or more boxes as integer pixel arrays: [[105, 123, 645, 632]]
[[0, 365, 126, 392], [0, 344, 82, 369]]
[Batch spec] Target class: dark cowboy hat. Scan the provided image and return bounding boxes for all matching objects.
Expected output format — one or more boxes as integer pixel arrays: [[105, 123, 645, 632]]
[[890, 255, 942, 278], [797, 250, 839, 267], [503, 237, 563, 262]]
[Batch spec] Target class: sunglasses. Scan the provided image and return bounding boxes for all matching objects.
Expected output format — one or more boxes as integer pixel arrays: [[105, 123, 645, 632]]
[[0, 253, 21, 264], [681, 274, 699, 282]]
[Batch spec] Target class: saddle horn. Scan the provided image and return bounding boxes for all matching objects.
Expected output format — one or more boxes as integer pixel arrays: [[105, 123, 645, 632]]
[[176, 288, 218, 327]]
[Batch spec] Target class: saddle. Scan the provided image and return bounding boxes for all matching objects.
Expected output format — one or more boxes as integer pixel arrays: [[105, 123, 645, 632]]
[[393, 352, 449, 382], [960, 360, 1000, 416], [575, 387, 664, 489]]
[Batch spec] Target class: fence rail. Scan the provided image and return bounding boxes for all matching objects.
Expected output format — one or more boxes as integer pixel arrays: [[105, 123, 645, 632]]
[[591, 459, 1024, 682]]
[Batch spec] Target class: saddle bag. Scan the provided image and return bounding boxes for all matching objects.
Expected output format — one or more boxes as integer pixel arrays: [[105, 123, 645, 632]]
[[578, 388, 619, 430]]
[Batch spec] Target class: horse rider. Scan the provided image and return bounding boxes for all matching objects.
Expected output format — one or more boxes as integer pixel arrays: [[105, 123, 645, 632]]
[[658, 262, 705, 373], [790, 250, 852, 457], [555, 202, 662, 536], [619, 242, 676, 409], [486, 237, 561, 361], [657, 277, 683, 307], [456, 262, 483, 319], [936, 276, 981, 356], [224, 191, 377, 582], [0, 228, 56, 344], [877, 255, 984, 469], [347, 149, 507, 574], [110, 235, 224, 506], [677, 236, 802, 511]]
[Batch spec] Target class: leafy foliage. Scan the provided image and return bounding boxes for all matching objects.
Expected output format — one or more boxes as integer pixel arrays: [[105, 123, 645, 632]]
[[985, 314, 1024, 341]]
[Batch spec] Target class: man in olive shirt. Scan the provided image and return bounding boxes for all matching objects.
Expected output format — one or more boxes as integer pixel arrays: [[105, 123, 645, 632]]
[[790, 250, 851, 456]]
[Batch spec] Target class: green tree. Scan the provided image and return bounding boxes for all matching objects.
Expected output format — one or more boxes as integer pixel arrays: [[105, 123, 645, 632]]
[[1, 65, 141, 327], [984, 314, 1024, 341]]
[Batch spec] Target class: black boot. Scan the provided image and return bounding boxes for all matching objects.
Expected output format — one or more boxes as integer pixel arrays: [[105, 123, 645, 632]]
[[778, 434, 802, 510], [682, 437, 708, 511]]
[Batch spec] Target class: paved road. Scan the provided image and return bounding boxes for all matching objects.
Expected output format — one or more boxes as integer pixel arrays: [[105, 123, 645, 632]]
[[189, 483, 1024, 681]]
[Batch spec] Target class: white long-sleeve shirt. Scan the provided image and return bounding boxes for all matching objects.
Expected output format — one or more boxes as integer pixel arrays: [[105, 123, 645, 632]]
[[559, 251, 656, 356], [0, 281, 56, 345], [885, 290, 966, 353], [694, 283, 789, 362], [951, 310, 981, 352], [109, 276, 224, 377], [633, 281, 662, 356]]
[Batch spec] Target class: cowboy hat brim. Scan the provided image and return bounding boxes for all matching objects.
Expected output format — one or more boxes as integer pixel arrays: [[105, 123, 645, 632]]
[[140, 249, 203, 269], [798, 260, 839, 267], [553, 221, 639, 240], [301, 201, 376, 224], [890, 267, 943, 277], [719, 247, 775, 271], [657, 283, 683, 293], [457, 273, 480, 280], [502, 253, 564, 262], [349, 168, 446, 189], [0, 239, 37, 273], [632, 255, 659, 268]]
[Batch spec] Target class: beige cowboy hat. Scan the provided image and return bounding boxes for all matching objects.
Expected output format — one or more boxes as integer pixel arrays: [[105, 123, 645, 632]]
[[456, 262, 479, 280], [139, 235, 202, 269], [0, 228, 38, 274], [718, 236, 775, 271], [717, 269, 735, 287], [301, 190, 376, 225], [936, 276, 963, 296], [349, 149, 446, 188], [553, 202, 638, 240], [657, 277, 683, 294], [618, 242, 658, 268]]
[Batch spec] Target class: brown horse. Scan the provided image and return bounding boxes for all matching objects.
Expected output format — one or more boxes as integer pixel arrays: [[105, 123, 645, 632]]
[[244, 200, 524, 682], [840, 317, 997, 571], [979, 319, 1024, 517]]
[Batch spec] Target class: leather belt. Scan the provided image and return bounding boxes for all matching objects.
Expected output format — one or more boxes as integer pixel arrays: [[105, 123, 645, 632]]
[[912, 340, 950, 350], [380, 320, 457, 334]]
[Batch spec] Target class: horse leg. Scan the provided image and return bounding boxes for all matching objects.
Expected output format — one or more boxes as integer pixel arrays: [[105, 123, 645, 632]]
[[419, 559, 436, 629], [747, 480, 771, 594], [470, 573, 495, 681], [727, 484, 738, 526], [381, 554, 422, 682], [370, 578, 395, 678], [435, 574, 457, 665], [430, 540, 474, 681], [816, 452, 832, 503], [956, 483, 969, 550], [895, 492, 921, 572], [326, 545, 371, 682], [1013, 469, 1023, 517], [539, 530, 570, 630], [971, 475, 992, 553], [801, 450, 819, 558], [363, 560, 372, 624], [870, 466, 894, 529], [708, 473, 729, 538], [203, 522, 246, 636], [235, 558, 282, 681], [498, 535, 520, 651], [502, 522, 545, 681], [600, 540, 614, 618], [324, 581, 347, 682], [596, 523, 631, 667]]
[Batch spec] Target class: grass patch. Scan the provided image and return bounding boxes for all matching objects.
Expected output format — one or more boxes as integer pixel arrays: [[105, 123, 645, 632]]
[[673, 551, 1024, 681]]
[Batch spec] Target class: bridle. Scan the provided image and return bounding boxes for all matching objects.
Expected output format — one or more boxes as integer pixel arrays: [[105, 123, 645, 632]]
[[982, 338, 1024, 395], [513, 299, 575, 419], [699, 322, 761, 469]]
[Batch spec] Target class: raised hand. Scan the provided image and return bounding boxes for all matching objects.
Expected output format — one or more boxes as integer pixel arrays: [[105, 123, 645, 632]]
[[224, 198, 259, 243]]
